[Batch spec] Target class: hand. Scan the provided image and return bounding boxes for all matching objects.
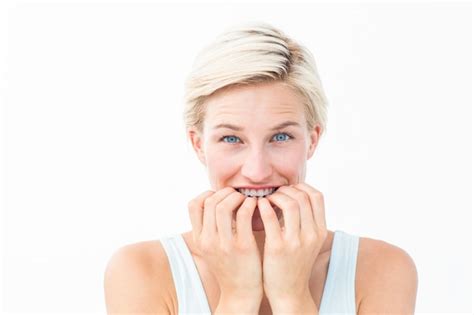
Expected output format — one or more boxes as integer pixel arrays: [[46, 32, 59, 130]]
[[257, 183, 328, 311], [188, 187, 263, 309]]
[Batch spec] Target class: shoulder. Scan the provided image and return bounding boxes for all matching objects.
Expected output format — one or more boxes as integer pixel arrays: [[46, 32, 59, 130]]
[[103, 240, 177, 314], [356, 236, 418, 314]]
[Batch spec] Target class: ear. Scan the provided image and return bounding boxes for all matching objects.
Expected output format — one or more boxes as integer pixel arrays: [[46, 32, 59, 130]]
[[306, 124, 321, 160], [188, 128, 207, 165]]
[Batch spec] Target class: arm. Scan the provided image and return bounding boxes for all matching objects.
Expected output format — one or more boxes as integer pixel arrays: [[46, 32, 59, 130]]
[[358, 243, 418, 314], [104, 244, 173, 314]]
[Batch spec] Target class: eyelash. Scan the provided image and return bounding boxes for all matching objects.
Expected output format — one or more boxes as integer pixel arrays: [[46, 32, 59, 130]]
[[219, 132, 294, 144]]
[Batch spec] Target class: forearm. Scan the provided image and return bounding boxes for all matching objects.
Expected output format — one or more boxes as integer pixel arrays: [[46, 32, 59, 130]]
[[269, 290, 318, 315]]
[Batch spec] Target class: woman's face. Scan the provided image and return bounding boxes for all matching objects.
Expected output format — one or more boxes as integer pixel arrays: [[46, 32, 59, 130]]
[[191, 81, 321, 187], [189, 81, 321, 230]]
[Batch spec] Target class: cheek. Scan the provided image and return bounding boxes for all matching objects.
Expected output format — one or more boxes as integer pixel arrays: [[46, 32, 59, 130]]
[[273, 159, 302, 176], [206, 149, 239, 176], [271, 145, 306, 164], [271, 150, 306, 175]]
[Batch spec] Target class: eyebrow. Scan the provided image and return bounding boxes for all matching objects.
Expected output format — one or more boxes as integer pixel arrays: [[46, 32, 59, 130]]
[[212, 121, 301, 131]]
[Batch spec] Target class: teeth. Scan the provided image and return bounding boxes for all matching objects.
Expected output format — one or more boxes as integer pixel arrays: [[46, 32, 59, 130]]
[[237, 187, 277, 197]]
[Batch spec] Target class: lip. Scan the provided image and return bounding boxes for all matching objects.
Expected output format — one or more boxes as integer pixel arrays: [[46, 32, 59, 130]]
[[234, 185, 282, 190]]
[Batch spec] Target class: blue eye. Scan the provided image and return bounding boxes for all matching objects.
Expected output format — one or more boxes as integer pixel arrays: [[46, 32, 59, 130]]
[[222, 135, 241, 144], [219, 132, 293, 144], [273, 133, 291, 142]]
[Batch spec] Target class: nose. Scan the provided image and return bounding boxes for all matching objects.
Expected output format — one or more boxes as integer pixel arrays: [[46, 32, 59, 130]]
[[240, 147, 273, 183]]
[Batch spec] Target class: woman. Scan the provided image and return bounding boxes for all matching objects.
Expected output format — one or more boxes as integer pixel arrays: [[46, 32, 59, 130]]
[[104, 22, 418, 314]]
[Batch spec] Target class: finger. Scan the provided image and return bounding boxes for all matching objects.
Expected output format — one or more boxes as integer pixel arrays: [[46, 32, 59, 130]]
[[266, 188, 300, 237], [257, 197, 282, 241], [277, 185, 315, 234], [293, 183, 327, 231], [202, 187, 235, 237], [188, 190, 215, 243], [236, 197, 257, 242], [215, 191, 245, 241]]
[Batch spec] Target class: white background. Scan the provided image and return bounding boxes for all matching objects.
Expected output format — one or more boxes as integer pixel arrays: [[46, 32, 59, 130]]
[[1, 1, 472, 314]]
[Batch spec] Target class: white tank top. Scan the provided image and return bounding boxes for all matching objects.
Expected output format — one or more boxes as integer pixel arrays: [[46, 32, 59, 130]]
[[160, 230, 359, 314]]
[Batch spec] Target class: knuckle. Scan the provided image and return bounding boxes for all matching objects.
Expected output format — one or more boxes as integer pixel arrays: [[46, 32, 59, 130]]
[[305, 231, 318, 244], [287, 238, 301, 251], [200, 244, 214, 254], [285, 199, 299, 210], [197, 238, 213, 253], [318, 227, 328, 239], [218, 193, 243, 213], [299, 183, 322, 198], [295, 182, 310, 191], [219, 241, 233, 255], [295, 190, 308, 202], [234, 240, 251, 252], [267, 242, 285, 254], [313, 190, 324, 200], [215, 201, 226, 212], [193, 191, 214, 208], [203, 197, 215, 209]]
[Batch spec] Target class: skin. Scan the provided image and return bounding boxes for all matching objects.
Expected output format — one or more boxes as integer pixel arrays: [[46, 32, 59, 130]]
[[187, 81, 327, 313], [103, 81, 418, 315]]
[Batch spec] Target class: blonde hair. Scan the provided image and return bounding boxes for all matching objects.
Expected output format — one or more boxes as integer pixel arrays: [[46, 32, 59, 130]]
[[183, 21, 328, 136]]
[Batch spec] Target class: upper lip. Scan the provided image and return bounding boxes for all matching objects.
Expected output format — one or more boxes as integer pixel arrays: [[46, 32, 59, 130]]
[[235, 186, 281, 190]]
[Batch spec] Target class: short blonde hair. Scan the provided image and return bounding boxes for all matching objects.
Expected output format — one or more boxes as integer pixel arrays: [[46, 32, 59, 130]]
[[183, 21, 328, 136]]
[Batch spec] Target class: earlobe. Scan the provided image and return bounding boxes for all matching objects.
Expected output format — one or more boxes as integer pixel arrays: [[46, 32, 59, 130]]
[[307, 144, 316, 159]]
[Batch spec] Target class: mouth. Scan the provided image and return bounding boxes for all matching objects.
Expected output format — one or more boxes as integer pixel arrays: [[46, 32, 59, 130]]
[[235, 186, 280, 198], [231, 186, 285, 230]]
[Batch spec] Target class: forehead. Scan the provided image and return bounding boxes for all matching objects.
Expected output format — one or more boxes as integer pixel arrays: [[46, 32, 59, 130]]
[[203, 81, 306, 123]]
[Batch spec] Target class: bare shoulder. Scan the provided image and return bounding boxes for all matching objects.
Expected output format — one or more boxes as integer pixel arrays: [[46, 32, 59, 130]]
[[103, 240, 177, 314], [356, 236, 418, 314]]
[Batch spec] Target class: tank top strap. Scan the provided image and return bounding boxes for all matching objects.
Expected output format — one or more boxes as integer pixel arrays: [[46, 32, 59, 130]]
[[160, 234, 211, 314], [319, 230, 360, 314]]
